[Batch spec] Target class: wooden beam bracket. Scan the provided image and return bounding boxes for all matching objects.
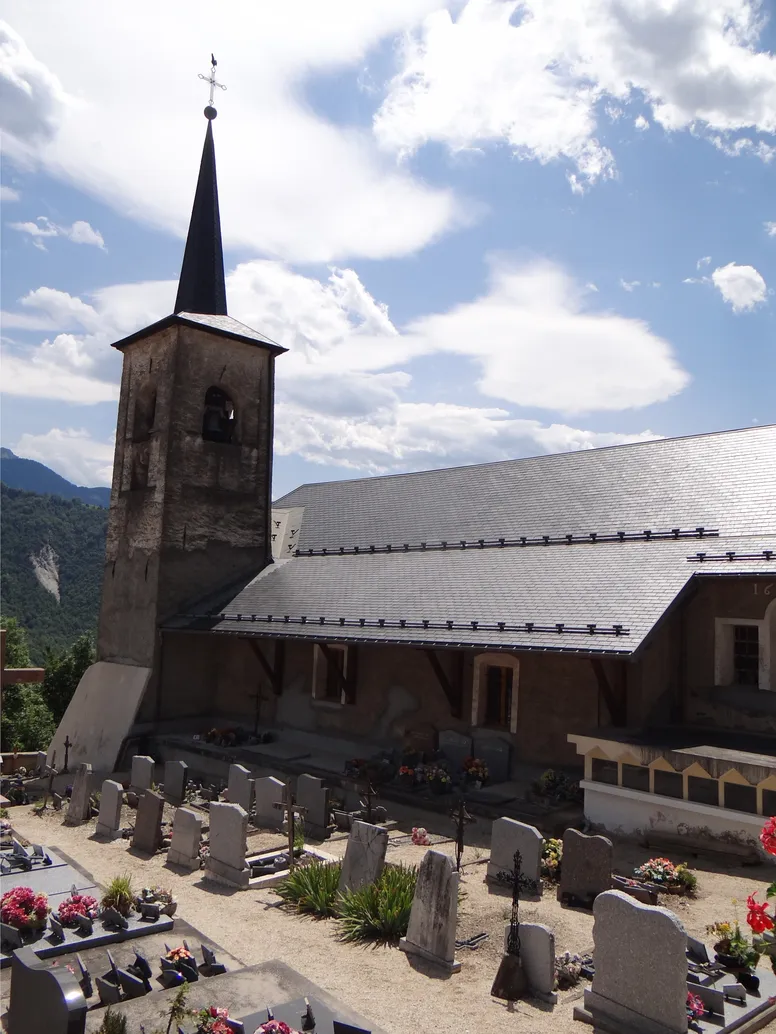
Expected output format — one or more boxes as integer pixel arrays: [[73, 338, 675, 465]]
[[591, 657, 627, 727], [423, 648, 464, 718], [248, 639, 285, 696]]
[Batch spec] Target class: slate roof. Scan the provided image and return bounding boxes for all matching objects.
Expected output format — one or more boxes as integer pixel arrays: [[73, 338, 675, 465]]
[[171, 425, 776, 656], [111, 312, 285, 353]]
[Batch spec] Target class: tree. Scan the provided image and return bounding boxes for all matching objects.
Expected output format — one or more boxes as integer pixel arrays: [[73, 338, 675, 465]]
[[1, 616, 54, 751], [2, 616, 32, 667], [42, 631, 95, 723]]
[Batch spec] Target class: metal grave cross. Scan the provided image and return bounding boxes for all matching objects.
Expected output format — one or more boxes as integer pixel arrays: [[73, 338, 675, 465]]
[[450, 795, 475, 872], [491, 849, 528, 1003], [273, 793, 308, 870], [198, 54, 227, 107], [359, 780, 377, 823]]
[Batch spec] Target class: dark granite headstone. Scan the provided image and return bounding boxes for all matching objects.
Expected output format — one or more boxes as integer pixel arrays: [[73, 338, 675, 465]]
[[132, 789, 165, 853], [49, 915, 65, 942], [0, 923, 22, 951], [73, 912, 94, 936], [95, 974, 121, 1005], [101, 907, 128, 930], [7, 944, 87, 1034]]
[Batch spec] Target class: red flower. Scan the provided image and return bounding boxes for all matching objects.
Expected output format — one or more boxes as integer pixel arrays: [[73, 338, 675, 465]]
[[746, 893, 774, 935], [760, 816, 776, 857], [686, 991, 705, 1019]]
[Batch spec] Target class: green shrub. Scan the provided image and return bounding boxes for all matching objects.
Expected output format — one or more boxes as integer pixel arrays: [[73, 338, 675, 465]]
[[101, 874, 134, 917], [675, 863, 698, 896], [293, 819, 305, 853], [337, 863, 417, 943], [276, 860, 342, 917], [97, 1007, 128, 1034]]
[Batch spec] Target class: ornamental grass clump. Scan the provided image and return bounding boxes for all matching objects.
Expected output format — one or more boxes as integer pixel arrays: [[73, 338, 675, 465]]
[[276, 859, 342, 918], [337, 863, 417, 943], [101, 874, 134, 917]]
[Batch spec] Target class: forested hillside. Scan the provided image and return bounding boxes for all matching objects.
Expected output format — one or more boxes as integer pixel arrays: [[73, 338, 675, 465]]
[[1, 484, 107, 662]]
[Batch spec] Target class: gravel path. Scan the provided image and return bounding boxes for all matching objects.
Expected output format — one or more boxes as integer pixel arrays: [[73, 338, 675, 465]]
[[8, 803, 775, 1034]]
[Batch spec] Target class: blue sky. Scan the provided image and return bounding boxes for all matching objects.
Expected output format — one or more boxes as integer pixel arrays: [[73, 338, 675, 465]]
[[1, 1, 774, 497]]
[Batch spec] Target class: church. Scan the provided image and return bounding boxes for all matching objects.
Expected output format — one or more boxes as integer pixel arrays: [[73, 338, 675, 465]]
[[51, 96, 776, 840]]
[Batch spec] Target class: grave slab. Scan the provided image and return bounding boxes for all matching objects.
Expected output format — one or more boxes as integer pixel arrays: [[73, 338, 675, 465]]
[[400, 849, 461, 973], [132, 790, 164, 854], [166, 806, 202, 871], [254, 776, 285, 829], [438, 730, 472, 772], [487, 817, 542, 895], [205, 802, 250, 889], [65, 764, 93, 827], [163, 760, 188, 804], [558, 828, 613, 909], [472, 735, 511, 783], [502, 922, 557, 1003], [338, 821, 388, 894], [227, 764, 254, 815], [7, 944, 87, 1034], [96, 779, 124, 838], [130, 756, 155, 792], [296, 773, 331, 838]]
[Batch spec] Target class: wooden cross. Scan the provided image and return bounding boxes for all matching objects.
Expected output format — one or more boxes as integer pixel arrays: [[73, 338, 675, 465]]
[[1, 629, 45, 694], [450, 796, 475, 872], [273, 793, 308, 870]]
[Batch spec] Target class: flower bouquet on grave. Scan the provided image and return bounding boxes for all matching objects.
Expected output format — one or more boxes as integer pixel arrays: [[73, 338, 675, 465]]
[[193, 1005, 232, 1033], [411, 826, 430, 846], [541, 838, 563, 882], [707, 920, 760, 988], [0, 887, 50, 931], [747, 821, 776, 974], [397, 765, 416, 789], [461, 756, 489, 788], [686, 990, 706, 1025], [425, 764, 452, 795], [137, 885, 177, 916], [633, 857, 697, 896], [253, 1021, 301, 1034], [57, 892, 99, 926]]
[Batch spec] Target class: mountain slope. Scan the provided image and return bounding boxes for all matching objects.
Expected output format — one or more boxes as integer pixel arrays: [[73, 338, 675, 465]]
[[0, 448, 110, 507], [1, 484, 107, 662]]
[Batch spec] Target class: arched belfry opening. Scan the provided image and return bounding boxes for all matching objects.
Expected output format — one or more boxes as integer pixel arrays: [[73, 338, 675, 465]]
[[202, 386, 236, 444], [132, 381, 157, 442]]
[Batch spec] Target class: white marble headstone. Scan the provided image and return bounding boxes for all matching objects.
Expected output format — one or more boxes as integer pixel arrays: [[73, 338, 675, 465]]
[[400, 849, 461, 973], [96, 779, 124, 837]]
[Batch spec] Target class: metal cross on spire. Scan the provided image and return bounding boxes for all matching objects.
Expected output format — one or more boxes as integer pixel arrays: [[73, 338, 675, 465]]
[[198, 53, 227, 113]]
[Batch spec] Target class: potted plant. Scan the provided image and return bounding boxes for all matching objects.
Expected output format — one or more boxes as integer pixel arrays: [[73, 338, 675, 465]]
[[541, 838, 563, 882], [101, 874, 134, 918], [137, 885, 177, 916], [425, 764, 452, 795], [461, 756, 488, 788], [633, 857, 697, 896], [707, 920, 760, 989], [192, 1005, 232, 1033], [57, 892, 99, 926], [0, 886, 49, 932], [397, 765, 415, 789]]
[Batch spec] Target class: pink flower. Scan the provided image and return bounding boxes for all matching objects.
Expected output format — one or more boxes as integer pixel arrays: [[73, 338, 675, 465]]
[[760, 816, 776, 857], [686, 991, 705, 1019], [746, 893, 774, 935]]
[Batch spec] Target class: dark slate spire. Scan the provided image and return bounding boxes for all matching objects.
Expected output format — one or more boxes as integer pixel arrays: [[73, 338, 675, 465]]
[[174, 107, 227, 316]]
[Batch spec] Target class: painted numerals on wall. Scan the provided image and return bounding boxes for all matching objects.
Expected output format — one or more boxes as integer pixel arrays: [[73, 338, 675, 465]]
[[753, 583, 774, 595]]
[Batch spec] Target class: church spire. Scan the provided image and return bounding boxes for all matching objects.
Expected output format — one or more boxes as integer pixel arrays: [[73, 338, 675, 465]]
[[174, 56, 228, 316]]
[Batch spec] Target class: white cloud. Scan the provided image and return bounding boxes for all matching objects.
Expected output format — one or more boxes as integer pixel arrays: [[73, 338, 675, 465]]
[[12, 428, 114, 485], [0, 184, 20, 201], [697, 256, 711, 268], [765, 222, 776, 237], [710, 262, 768, 312], [375, 0, 776, 189], [0, 20, 68, 147], [2, 257, 684, 466], [0, 8, 459, 263], [633, 115, 649, 131], [619, 279, 640, 292], [9, 215, 105, 249]]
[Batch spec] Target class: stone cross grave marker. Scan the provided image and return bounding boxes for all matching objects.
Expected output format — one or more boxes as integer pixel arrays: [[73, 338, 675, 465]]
[[167, 806, 203, 871], [64, 763, 92, 826], [227, 764, 254, 817], [487, 817, 543, 896], [205, 802, 250, 888], [400, 849, 461, 973], [132, 789, 164, 854], [579, 889, 688, 1034], [338, 820, 389, 894], [558, 828, 613, 909], [163, 760, 188, 804], [255, 776, 285, 829], [130, 755, 155, 792], [296, 773, 331, 838], [274, 793, 308, 871], [96, 779, 124, 838]]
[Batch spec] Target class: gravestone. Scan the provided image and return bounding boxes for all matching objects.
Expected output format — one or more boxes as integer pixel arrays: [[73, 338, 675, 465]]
[[130, 755, 155, 791], [227, 764, 254, 816], [579, 889, 688, 1034], [7, 944, 87, 1034], [502, 922, 557, 1004], [487, 817, 542, 895], [96, 779, 124, 837], [296, 773, 331, 838], [205, 802, 250, 888], [338, 820, 389, 894], [400, 849, 461, 973], [132, 789, 164, 853], [254, 776, 285, 829], [167, 806, 203, 871], [35, 751, 48, 775], [164, 760, 188, 804], [558, 828, 613, 909], [64, 763, 93, 826], [472, 735, 511, 784], [438, 730, 472, 772]]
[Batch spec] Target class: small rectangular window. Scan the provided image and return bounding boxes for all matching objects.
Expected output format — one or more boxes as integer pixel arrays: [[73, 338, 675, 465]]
[[732, 625, 759, 686], [484, 665, 513, 728]]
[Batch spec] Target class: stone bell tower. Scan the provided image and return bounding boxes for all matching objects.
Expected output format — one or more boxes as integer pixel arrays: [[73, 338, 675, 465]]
[[97, 98, 286, 669]]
